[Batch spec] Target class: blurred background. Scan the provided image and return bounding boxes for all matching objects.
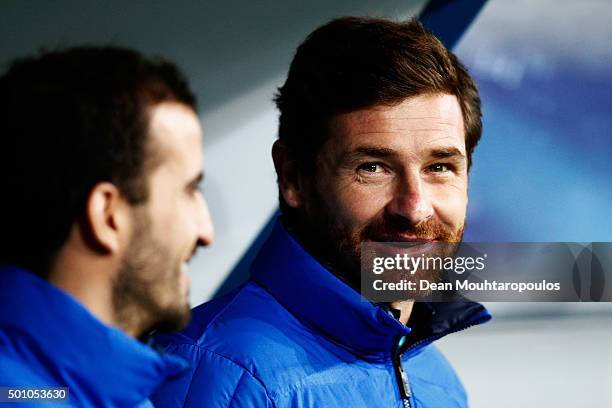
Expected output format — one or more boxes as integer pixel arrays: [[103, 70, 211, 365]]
[[1, 0, 610, 406]]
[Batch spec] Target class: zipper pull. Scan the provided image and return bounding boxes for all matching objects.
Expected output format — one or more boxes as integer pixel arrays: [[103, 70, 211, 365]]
[[394, 336, 413, 407], [396, 354, 412, 402]]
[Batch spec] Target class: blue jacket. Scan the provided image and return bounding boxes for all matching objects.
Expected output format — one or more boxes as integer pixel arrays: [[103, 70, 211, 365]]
[[0, 266, 188, 407], [151, 221, 491, 407]]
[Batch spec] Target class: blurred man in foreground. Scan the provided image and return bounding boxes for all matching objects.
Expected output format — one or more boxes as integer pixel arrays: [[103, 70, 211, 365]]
[[0, 46, 214, 406], [153, 17, 489, 407]]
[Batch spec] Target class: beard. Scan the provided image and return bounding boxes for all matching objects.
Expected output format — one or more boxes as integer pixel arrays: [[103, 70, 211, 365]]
[[286, 182, 465, 299], [112, 211, 191, 338]]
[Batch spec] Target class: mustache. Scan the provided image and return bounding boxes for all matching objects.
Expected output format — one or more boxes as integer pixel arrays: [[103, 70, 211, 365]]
[[359, 214, 462, 243]]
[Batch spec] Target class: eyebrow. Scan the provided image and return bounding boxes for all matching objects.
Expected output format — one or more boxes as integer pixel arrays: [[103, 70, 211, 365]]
[[343, 147, 398, 162], [428, 147, 465, 160], [186, 171, 204, 190]]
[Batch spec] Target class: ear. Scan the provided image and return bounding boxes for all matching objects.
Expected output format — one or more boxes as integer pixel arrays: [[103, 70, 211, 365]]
[[84, 182, 131, 254], [271, 139, 304, 209]]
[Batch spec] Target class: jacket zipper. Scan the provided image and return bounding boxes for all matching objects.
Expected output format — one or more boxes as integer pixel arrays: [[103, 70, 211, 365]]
[[391, 312, 490, 408], [393, 336, 412, 408]]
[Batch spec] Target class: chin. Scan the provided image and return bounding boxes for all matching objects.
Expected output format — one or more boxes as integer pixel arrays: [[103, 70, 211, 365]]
[[150, 301, 192, 334]]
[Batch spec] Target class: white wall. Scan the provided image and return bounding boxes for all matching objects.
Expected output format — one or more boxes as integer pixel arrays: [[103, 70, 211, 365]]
[[438, 311, 612, 408]]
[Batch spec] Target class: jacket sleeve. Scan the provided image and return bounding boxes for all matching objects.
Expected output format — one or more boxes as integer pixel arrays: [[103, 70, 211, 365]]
[[150, 342, 274, 408]]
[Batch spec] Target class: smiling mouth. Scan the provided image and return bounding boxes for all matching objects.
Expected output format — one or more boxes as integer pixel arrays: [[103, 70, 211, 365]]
[[371, 236, 436, 244], [365, 238, 439, 258]]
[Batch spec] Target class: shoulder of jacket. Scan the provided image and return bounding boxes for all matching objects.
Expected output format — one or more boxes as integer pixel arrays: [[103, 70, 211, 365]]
[[189, 346, 276, 406]]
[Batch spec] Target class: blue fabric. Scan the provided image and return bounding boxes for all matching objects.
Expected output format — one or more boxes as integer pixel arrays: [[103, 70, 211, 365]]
[[151, 220, 491, 407], [0, 266, 188, 407]]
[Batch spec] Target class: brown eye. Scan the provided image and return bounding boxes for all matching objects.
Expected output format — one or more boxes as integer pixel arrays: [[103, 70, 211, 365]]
[[358, 163, 383, 173], [429, 163, 450, 173]]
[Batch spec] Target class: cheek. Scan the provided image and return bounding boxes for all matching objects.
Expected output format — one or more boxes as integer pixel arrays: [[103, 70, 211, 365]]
[[169, 199, 195, 239], [325, 179, 390, 227], [147, 173, 177, 221], [429, 183, 468, 227], [147, 193, 186, 245]]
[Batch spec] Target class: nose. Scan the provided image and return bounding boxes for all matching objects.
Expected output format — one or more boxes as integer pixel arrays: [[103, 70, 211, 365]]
[[386, 171, 434, 226], [195, 193, 215, 248]]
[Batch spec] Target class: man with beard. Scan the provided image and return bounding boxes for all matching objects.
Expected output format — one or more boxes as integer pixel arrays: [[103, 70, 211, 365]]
[[152, 17, 490, 407], [0, 47, 214, 406]]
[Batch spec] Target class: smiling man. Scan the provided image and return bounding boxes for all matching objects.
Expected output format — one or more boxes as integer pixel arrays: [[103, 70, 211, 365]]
[[152, 17, 490, 407], [0, 47, 214, 406]]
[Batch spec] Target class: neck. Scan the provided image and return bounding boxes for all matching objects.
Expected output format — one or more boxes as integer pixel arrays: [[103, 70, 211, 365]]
[[49, 261, 119, 328], [47, 228, 138, 337], [389, 300, 415, 325]]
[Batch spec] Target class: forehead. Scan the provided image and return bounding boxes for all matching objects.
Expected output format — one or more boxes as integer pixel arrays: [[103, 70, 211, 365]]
[[328, 93, 465, 153], [147, 101, 203, 172]]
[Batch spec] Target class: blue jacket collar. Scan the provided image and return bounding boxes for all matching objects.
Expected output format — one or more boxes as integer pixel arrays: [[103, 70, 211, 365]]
[[250, 219, 491, 361], [0, 265, 188, 405]]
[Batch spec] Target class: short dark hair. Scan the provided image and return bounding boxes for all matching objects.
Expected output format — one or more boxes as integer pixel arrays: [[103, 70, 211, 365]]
[[0, 46, 197, 276], [275, 16, 482, 172]]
